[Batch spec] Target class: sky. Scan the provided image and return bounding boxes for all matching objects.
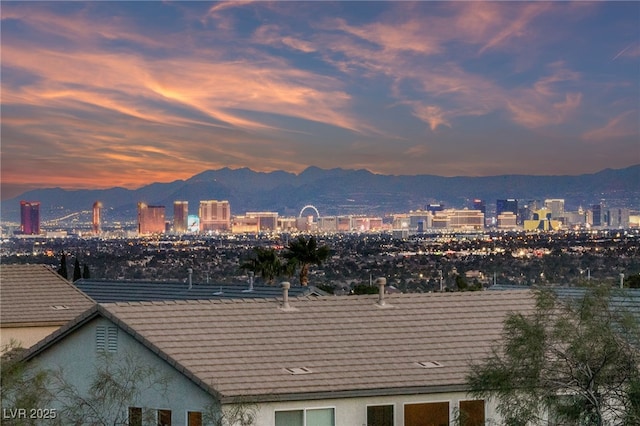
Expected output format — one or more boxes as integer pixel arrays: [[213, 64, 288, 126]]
[[1, 1, 639, 199]]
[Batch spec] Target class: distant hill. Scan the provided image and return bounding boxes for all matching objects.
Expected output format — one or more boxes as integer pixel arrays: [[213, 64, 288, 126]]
[[2, 165, 639, 223]]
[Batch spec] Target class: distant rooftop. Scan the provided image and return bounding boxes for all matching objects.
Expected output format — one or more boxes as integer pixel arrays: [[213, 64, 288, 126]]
[[74, 279, 327, 303], [1, 264, 95, 327]]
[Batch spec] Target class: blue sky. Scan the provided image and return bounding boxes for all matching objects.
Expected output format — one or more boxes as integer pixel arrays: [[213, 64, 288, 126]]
[[1, 1, 638, 199]]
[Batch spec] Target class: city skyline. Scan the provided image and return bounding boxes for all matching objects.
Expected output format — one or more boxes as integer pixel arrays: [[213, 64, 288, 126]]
[[2, 1, 639, 199]]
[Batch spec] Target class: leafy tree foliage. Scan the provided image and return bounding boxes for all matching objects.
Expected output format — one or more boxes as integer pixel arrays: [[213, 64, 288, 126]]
[[467, 286, 640, 425], [73, 258, 82, 282], [83, 263, 91, 279], [240, 247, 284, 284], [627, 273, 640, 289], [57, 252, 68, 279], [283, 236, 330, 286]]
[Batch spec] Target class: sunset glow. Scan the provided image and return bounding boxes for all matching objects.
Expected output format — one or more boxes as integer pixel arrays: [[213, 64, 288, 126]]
[[1, 1, 638, 199]]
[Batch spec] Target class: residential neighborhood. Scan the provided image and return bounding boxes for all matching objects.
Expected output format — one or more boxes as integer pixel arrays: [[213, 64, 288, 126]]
[[2, 263, 639, 425]]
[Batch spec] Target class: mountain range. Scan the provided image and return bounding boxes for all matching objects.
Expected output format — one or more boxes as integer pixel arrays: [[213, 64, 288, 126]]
[[2, 165, 639, 224]]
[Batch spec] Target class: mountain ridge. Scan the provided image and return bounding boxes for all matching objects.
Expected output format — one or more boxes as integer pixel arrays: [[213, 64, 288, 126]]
[[2, 165, 638, 223]]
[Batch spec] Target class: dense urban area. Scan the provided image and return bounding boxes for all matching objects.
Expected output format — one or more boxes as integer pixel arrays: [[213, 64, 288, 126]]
[[3, 230, 639, 292]]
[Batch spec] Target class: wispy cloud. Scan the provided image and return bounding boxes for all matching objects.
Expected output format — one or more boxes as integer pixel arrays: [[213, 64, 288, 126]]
[[1, 1, 638, 194]]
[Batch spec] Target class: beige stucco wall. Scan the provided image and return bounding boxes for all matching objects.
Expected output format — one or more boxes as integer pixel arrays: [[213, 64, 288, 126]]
[[251, 392, 501, 425], [1, 325, 60, 351]]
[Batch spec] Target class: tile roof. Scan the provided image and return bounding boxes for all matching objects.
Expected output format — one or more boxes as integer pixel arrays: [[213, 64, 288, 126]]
[[0, 264, 95, 327], [27, 290, 536, 402], [73, 279, 327, 303]]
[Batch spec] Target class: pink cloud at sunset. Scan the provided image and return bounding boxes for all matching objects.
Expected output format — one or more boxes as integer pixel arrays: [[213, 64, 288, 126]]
[[1, 1, 638, 199]]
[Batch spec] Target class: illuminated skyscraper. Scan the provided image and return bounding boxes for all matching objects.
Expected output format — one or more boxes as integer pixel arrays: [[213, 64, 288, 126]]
[[544, 199, 565, 219], [246, 212, 278, 232], [92, 201, 103, 235], [173, 201, 188, 233], [20, 201, 40, 235], [138, 203, 166, 234], [471, 199, 485, 215], [496, 199, 518, 217], [199, 200, 230, 232], [591, 204, 602, 227]]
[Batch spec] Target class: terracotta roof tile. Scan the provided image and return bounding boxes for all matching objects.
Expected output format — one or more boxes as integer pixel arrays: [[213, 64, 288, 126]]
[[1, 264, 95, 326], [99, 290, 535, 399]]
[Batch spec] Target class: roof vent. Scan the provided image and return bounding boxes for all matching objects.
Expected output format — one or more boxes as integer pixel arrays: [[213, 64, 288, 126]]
[[417, 361, 444, 369], [285, 367, 313, 375], [242, 271, 254, 293], [279, 281, 297, 311], [50, 305, 69, 310], [375, 277, 391, 307]]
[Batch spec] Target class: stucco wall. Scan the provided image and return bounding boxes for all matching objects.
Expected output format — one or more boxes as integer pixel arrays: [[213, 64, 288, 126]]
[[252, 392, 501, 426], [1, 325, 60, 351], [30, 317, 217, 426]]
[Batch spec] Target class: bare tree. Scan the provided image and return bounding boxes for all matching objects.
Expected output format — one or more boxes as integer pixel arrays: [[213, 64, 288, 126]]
[[49, 351, 171, 425]]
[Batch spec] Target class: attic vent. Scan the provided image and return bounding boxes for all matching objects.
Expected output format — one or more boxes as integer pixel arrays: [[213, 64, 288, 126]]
[[50, 305, 69, 310], [96, 325, 119, 353], [417, 361, 444, 369], [285, 367, 313, 375]]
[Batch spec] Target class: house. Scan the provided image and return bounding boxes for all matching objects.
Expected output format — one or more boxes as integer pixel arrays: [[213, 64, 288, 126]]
[[73, 278, 327, 303], [0, 264, 95, 350], [22, 284, 536, 425]]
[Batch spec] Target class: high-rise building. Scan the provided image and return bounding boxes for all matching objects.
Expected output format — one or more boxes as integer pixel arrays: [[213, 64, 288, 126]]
[[246, 212, 278, 232], [496, 199, 518, 217], [426, 204, 445, 214], [138, 203, 166, 234], [173, 201, 188, 233], [472, 199, 486, 215], [92, 201, 103, 235], [524, 208, 562, 231], [20, 201, 40, 235], [199, 200, 230, 232], [431, 209, 484, 230], [591, 204, 602, 227], [544, 199, 565, 219]]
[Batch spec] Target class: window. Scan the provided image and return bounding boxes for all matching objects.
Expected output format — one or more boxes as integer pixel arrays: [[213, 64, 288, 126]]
[[367, 404, 394, 426], [275, 408, 335, 426], [157, 409, 171, 426], [458, 400, 484, 426], [96, 325, 118, 352], [275, 410, 303, 426], [306, 408, 334, 426], [404, 402, 449, 426], [187, 411, 202, 426], [129, 407, 142, 426]]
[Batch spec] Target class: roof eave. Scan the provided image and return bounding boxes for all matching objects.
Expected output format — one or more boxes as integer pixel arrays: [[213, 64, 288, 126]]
[[220, 384, 470, 404]]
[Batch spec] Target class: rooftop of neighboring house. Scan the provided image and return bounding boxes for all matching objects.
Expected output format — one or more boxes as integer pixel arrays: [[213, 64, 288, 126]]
[[73, 278, 327, 303], [24, 289, 536, 403], [0, 264, 95, 327], [489, 284, 640, 317]]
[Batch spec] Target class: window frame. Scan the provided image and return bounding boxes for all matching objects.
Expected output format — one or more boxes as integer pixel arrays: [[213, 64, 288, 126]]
[[457, 399, 485, 426], [157, 408, 172, 426], [403, 400, 451, 426], [274, 405, 336, 426], [186, 410, 203, 426], [365, 403, 396, 426]]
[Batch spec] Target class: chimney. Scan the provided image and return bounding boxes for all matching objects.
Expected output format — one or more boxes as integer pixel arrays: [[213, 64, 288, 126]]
[[376, 277, 387, 306], [188, 268, 193, 290], [281, 281, 291, 310]]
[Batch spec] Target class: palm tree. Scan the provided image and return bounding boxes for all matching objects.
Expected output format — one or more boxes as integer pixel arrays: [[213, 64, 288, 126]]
[[283, 236, 330, 286], [240, 247, 284, 285]]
